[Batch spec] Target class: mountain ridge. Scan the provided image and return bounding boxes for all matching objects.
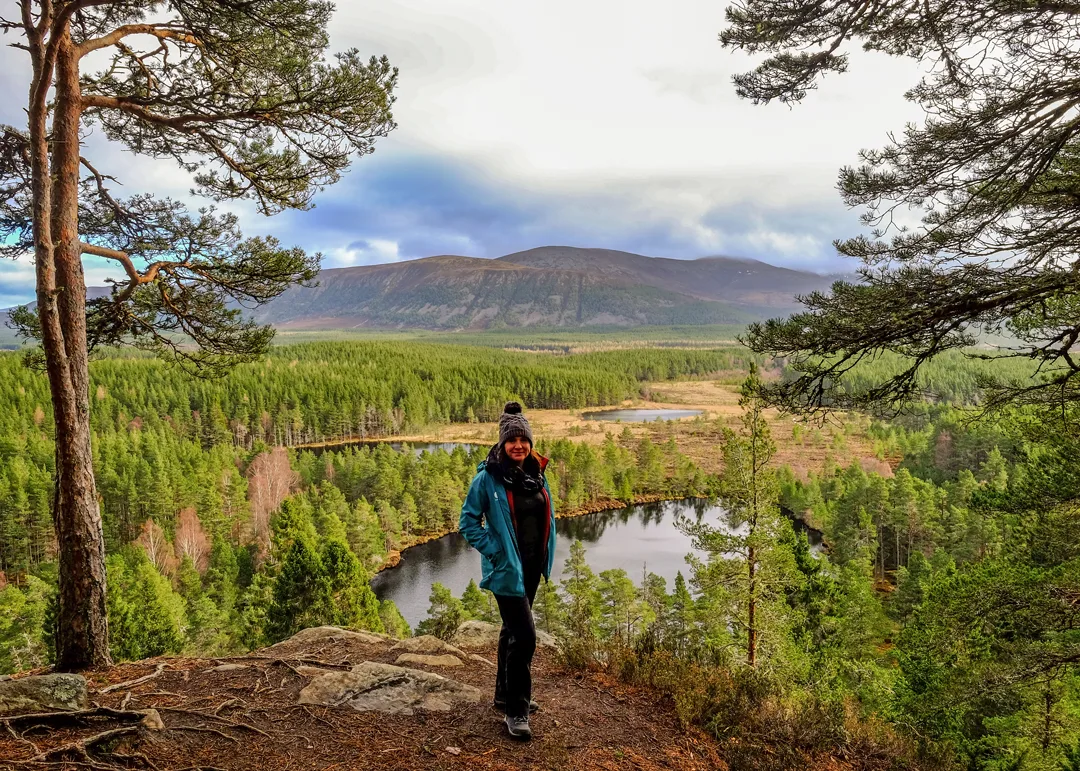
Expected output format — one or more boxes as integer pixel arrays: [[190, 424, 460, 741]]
[[253, 246, 835, 330], [0, 247, 839, 335]]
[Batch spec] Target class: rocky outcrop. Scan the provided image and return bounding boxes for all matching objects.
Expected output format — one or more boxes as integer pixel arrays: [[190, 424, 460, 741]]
[[0, 674, 88, 714], [389, 635, 468, 658], [451, 620, 558, 650], [263, 626, 389, 650], [298, 662, 482, 715], [394, 653, 463, 668]]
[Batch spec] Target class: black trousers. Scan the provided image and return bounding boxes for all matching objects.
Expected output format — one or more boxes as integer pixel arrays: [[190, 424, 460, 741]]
[[494, 564, 542, 718]]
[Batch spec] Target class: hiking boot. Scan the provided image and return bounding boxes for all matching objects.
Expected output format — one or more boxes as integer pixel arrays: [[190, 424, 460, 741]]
[[494, 697, 539, 714], [505, 713, 532, 741]]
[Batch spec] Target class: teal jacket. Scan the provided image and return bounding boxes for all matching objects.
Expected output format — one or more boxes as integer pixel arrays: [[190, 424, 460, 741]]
[[458, 454, 556, 597]]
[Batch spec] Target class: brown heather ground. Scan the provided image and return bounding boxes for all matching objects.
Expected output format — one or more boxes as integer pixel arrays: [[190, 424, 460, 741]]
[[0, 635, 729, 771], [0, 630, 903, 771], [380, 379, 893, 483]]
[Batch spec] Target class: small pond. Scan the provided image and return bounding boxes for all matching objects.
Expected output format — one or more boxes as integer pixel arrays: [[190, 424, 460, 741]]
[[371, 499, 822, 628], [580, 409, 704, 422]]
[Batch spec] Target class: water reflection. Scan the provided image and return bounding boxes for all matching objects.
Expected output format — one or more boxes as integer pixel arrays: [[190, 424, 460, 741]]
[[371, 498, 822, 628], [580, 409, 704, 422]]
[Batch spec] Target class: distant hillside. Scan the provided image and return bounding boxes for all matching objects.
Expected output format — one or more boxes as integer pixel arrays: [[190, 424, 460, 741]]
[[254, 247, 836, 330], [0, 248, 839, 335], [499, 246, 837, 309]]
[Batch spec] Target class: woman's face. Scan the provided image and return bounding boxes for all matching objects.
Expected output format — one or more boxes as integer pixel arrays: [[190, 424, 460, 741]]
[[504, 436, 531, 465]]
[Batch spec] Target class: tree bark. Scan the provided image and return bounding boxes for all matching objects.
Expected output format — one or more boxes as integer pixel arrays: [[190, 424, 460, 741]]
[[747, 545, 757, 667], [41, 28, 111, 672]]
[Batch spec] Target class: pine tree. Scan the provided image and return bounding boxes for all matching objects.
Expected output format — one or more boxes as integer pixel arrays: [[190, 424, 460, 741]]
[[640, 572, 671, 640], [416, 583, 464, 641], [264, 537, 324, 644], [106, 551, 186, 661], [682, 365, 800, 668], [533, 578, 566, 636], [560, 540, 601, 666], [891, 551, 932, 622], [597, 569, 641, 643], [460, 579, 499, 624], [669, 572, 699, 655], [319, 539, 384, 634], [0, 576, 52, 674], [379, 600, 411, 640]]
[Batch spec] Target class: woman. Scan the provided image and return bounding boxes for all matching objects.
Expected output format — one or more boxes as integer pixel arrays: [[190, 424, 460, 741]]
[[459, 402, 556, 741]]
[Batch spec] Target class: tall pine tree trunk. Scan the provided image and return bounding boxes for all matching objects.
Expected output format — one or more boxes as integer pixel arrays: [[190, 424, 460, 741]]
[[747, 545, 757, 667], [30, 27, 111, 671]]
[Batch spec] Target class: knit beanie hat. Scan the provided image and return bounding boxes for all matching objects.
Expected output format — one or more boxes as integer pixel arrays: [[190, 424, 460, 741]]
[[498, 401, 533, 447]]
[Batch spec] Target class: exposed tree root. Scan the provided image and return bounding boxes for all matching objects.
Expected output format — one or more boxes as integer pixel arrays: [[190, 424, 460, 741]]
[[1, 703, 260, 771], [153, 706, 270, 737], [32, 725, 142, 768], [216, 655, 352, 670], [165, 726, 238, 743], [2, 706, 150, 729], [210, 697, 247, 716], [100, 663, 168, 694]]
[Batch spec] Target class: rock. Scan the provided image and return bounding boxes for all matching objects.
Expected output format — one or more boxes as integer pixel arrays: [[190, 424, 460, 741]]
[[265, 626, 388, 650], [298, 662, 482, 715], [394, 653, 463, 668], [450, 621, 500, 649], [210, 663, 249, 673], [390, 635, 468, 658], [452, 620, 558, 650], [469, 654, 496, 668], [140, 709, 166, 731], [0, 674, 88, 714], [295, 666, 333, 678]]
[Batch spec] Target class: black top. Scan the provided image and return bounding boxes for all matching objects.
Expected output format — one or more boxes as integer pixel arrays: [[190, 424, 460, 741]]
[[512, 487, 547, 568]]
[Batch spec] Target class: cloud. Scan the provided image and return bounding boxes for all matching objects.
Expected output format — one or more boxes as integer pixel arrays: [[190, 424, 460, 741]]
[[327, 239, 404, 267], [0, 0, 932, 307], [257, 149, 862, 274], [0, 261, 36, 309], [0, 257, 134, 309]]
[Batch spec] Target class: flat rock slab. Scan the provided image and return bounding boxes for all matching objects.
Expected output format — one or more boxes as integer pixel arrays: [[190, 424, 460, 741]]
[[265, 626, 388, 651], [451, 620, 558, 649], [394, 653, 463, 668], [298, 662, 481, 715], [0, 674, 88, 714], [390, 635, 468, 658]]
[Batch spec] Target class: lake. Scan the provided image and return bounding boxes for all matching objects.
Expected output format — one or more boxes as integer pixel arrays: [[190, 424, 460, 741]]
[[580, 409, 704, 422], [371, 499, 822, 628]]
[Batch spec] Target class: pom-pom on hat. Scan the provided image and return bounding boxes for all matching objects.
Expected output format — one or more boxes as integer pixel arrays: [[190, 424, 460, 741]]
[[499, 401, 533, 447]]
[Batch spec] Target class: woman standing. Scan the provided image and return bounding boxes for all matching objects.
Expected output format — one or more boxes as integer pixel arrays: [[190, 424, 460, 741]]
[[459, 402, 556, 741]]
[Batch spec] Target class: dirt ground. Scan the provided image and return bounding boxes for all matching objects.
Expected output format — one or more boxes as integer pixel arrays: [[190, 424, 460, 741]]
[[0, 634, 727, 771], [385, 380, 892, 480]]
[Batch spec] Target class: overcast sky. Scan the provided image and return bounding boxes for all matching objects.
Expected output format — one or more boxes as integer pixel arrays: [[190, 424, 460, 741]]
[[0, 0, 925, 307]]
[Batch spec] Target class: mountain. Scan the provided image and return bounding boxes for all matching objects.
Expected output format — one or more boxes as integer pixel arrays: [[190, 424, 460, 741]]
[[254, 247, 837, 330], [498, 246, 839, 310], [0, 248, 839, 336]]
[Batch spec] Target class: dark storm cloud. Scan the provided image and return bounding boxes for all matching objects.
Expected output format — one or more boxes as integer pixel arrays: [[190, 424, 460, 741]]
[[265, 150, 861, 271]]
